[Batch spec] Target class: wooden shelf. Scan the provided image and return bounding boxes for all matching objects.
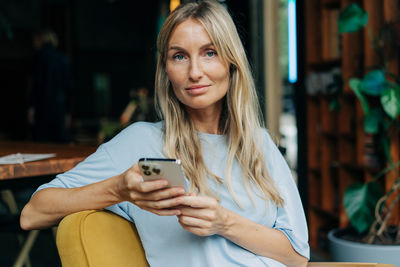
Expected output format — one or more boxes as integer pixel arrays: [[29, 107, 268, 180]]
[[321, 0, 341, 9], [306, 60, 341, 72], [338, 133, 355, 141], [321, 131, 338, 139], [305, 0, 400, 251]]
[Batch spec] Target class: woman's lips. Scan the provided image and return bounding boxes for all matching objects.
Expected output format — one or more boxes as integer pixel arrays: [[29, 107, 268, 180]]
[[185, 85, 210, 95]]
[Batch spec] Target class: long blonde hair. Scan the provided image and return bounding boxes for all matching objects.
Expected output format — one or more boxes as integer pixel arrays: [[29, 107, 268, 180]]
[[155, 0, 283, 207]]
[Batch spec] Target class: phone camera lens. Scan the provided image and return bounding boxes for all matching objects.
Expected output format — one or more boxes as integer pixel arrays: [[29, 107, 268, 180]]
[[141, 164, 149, 170], [143, 170, 151, 176], [152, 168, 161, 175]]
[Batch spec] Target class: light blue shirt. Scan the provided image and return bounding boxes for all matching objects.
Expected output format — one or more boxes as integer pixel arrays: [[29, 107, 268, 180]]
[[35, 121, 309, 266]]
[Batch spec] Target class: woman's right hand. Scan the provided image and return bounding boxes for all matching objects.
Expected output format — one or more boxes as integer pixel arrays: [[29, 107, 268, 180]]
[[115, 163, 185, 216]]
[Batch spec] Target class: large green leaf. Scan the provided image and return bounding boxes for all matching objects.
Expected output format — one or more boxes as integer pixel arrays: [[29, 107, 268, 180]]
[[380, 85, 400, 119], [364, 108, 382, 134], [360, 70, 387, 96], [350, 78, 370, 115], [338, 3, 368, 33], [344, 182, 384, 233]]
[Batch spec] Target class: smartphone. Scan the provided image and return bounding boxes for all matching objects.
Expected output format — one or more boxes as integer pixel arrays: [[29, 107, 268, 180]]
[[138, 158, 186, 189]]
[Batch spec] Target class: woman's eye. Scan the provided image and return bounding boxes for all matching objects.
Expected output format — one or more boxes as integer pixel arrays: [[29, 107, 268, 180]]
[[173, 54, 185, 61], [206, 51, 216, 57]]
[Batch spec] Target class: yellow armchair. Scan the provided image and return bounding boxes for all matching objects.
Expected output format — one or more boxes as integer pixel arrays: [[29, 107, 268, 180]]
[[56, 210, 395, 267], [56, 210, 148, 267]]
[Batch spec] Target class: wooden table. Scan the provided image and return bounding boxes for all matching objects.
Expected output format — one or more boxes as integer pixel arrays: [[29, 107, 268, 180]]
[[0, 141, 96, 180], [0, 142, 96, 266]]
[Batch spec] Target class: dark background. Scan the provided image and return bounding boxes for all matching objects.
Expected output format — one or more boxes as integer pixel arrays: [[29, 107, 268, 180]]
[[0, 0, 253, 143]]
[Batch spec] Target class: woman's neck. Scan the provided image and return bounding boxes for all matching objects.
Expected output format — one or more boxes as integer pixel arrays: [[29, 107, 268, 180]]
[[185, 105, 222, 135]]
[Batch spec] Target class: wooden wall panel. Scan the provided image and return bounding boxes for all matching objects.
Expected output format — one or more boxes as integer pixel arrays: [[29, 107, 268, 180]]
[[307, 98, 321, 170], [320, 97, 337, 133], [305, 0, 322, 65], [321, 137, 337, 212], [384, 0, 400, 224], [341, 0, 364, 93], [363, 1, 384, 67]]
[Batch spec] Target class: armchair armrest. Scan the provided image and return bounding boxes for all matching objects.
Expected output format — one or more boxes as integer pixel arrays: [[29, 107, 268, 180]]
[[56, 210, 148, 267]]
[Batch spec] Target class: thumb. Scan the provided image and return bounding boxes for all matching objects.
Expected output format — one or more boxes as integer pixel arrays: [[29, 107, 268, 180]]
[[131, 163, 141, 173]]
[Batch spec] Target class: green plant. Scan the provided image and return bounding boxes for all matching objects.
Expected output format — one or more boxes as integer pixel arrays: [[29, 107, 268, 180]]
[[338, 3, 400, 244]]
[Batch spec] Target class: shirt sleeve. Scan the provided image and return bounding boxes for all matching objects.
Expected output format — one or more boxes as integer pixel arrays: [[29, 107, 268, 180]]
[[32, 144, 133, 222], [34, 145, 117, 192], [263, 131, 310, 259]]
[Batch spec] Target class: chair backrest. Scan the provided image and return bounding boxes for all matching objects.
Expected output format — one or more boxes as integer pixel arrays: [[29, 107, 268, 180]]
[[56, 210, 149, 267], [308, 263, 395, 267]]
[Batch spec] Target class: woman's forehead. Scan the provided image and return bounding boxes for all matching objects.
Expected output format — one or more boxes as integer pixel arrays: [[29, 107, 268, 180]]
[[168, 19, 212, 47]]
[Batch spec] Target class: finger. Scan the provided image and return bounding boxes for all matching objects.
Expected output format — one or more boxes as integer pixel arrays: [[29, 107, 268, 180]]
[[179, 222, 210, 236], [178, 215, 212, 229], [127, 163, 144, 178], [134, 196, 185, 210], [180, 196, 216, 208], [131, 163, 140, 172], [178, 207, 214, 220], [139, 186, 185, 201], [128, 185, 184, 203], [124, 168, 144, 187], [140, 206, 181, 216], [134, 179, 169, 193]]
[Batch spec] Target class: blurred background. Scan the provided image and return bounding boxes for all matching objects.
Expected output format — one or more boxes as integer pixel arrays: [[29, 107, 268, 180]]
[[6, 0, 399, 266]]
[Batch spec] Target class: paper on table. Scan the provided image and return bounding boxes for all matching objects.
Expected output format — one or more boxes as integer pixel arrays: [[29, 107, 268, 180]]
[[0, 153, 56, 165]]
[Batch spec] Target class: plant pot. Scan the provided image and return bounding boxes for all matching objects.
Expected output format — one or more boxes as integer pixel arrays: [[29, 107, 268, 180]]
[[328, 228, 400, 266]]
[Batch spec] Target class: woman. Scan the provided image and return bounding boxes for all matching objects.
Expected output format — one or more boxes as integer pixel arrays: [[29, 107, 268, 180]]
[[21, 1, 309, 266]]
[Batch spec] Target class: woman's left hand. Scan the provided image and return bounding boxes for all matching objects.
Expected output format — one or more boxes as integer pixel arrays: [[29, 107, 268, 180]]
[[177, 195, 308, 267], [177, 194, 230, 236]]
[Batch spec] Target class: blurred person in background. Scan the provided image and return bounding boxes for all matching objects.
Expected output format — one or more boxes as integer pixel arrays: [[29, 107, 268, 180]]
[[120, 87, 152, 127], [28, 29, 71, 143]]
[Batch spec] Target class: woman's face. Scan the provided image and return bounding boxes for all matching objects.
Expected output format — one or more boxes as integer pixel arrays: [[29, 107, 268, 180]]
[[165, 19, 230, 114]]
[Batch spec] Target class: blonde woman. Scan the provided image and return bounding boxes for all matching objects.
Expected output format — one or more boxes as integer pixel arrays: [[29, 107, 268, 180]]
[[21, 1, 309, 266]]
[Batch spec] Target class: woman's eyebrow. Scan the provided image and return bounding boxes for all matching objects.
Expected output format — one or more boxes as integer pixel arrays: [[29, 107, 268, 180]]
[[168, 42, 214, 52], [168, 45, 186, 52], [199, 42, 214, 49]]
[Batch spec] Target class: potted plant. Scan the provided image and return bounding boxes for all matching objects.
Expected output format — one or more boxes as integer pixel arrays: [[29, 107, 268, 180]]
[[327, 3, 400, 265]]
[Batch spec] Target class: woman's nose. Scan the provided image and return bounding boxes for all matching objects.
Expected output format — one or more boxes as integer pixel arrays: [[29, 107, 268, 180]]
[[189, 58, 203, 81]]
